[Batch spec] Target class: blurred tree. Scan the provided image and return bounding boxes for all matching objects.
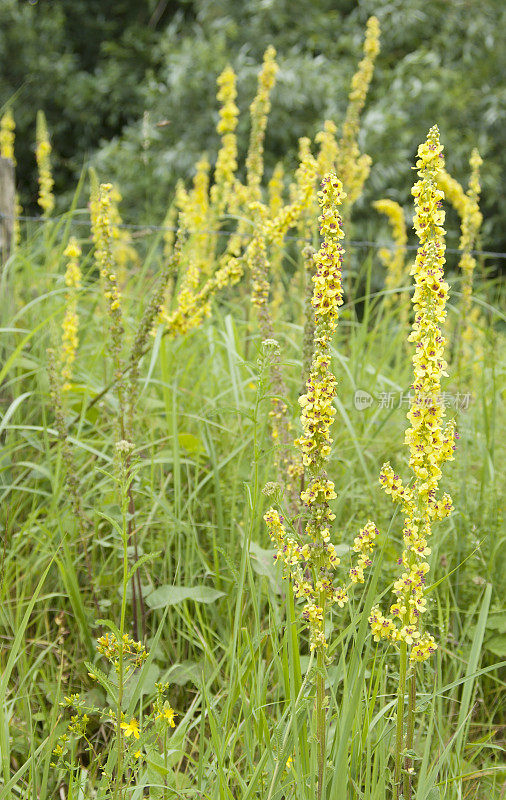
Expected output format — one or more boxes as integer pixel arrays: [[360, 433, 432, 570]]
[[1, 0, 504, 252]]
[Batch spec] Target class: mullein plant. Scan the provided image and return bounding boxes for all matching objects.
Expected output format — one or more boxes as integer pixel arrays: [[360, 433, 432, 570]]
[[368, 126, 456, 799], [373, 198, 411, 334], [211, 64, 239, 217], [336, 15, 380, 210], [245, 44, 278, 203], [60, 237, 82, 390], [247, 143, 319, 508], [35, 110, 55, 217], [0, 108, 22, 252], [313, 16, 380, 217], [264, 173, 380, 799], [437, 149, 483, 370], [373, 199, 408, 305]]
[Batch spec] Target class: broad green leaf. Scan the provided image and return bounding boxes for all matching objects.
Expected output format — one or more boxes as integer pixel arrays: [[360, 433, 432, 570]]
[[146, 584, 225, 609]]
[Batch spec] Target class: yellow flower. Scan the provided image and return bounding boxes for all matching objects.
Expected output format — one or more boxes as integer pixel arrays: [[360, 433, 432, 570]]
[[245, 45, 278, 202], [157, 705, 177, 727], [35, 110, 54, 217], [121, 718, 140, 739], [337, 16, 381, 206], [211, 65, 239, 215], [0, 108, 15, 162]]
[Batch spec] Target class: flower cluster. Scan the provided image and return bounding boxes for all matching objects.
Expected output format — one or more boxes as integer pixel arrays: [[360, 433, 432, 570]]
[[162, 255, 242, 337], [373, 199, 408, 306], [265, 174, 379, 652], [438, 149, 483, 355], [315, 120, 339, 181], [179, 155, 212, 274], [211, 65, 239, 215], [90, 182, 127, 419], [268, 162, 285, 218], [266, 138, 318, 248], [61, 237, 82, 390], [245, 45, 278, 202], [35, 110, 54, 217], [370, 125, 455, 663], [97, 631, 148, 675], [0, 108, 15, 161], [337, 16, 380, 206]]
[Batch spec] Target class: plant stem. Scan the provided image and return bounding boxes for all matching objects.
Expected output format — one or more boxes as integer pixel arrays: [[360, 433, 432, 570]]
[[394, 642, 407, 799], [316, 645, 326, 800], [316, 590, 326, 800], [403, 668, 416, 800], [115, 469, 130, 800]]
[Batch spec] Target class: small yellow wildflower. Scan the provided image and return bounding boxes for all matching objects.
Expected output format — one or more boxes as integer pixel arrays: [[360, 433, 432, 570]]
[[121, 718, 140, 739], [156, 705, 177, 727]]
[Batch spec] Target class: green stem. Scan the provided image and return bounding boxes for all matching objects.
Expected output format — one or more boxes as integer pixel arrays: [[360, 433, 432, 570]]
[[394, 642, 407, 799], [316, 645, 326, 800], [316, 590, 326, 800], [404, 668, 416, 800], [116, 473, 130, 800]]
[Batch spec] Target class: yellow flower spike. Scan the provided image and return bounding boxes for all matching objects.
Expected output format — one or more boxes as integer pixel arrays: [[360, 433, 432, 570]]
[[0, 108, 15, 162], [162, 254, 242, 338], [211, 65, 239, 216], [246, 45, 278, 202], [61, 237, 82, 390], [373, 199, 407, 297], [337, 16, 381, 207], [438, 148, 483, 363], [315, 120, 338, 181], [268, 162, 285, 218], [265, 174, 378, 656], [372, 125, 455, 662], [35, 110, 55, 217]]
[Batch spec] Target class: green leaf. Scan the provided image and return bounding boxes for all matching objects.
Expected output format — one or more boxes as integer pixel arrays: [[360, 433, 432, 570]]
[[484, 634, 506, 657], [146, 585, 225, 609]]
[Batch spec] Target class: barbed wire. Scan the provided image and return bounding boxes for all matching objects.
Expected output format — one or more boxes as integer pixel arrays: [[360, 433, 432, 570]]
[[1, 210, 505, 259]]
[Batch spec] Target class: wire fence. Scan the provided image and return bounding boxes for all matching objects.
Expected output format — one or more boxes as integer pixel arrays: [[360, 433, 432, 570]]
[[1, 210, 505, 259]]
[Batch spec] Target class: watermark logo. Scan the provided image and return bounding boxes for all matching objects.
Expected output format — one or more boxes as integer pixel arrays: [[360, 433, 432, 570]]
[[354, 390, 374, 410], [354, 390, 472, 412]]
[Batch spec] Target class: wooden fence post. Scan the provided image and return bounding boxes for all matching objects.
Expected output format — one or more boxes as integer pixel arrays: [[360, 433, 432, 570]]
[[0, 156, 15, 272]]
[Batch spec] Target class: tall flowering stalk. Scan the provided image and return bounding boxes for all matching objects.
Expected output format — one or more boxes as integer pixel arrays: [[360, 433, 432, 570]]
[[247, 145, 318, 506], [264, 174, 379, 798], [0, 109, 15, 161], [373, 199, 408, 303], [0, 109, 22, 252], [35, 110, 54, 217], [438, 150, 483, 366], [315, 120, 339, 181], [336, 16, 380, 208], [61, 238, 82, 390], [245, 45, 278, 203], [211, 65, 239, 216], [368, 126, 456, 799]]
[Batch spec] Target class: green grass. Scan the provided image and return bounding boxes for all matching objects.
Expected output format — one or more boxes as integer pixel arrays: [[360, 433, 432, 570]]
[[0, 216, 504, 800]]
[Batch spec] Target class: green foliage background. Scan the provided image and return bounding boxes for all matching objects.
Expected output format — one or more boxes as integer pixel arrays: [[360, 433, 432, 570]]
[[1, 0, 505, 251]]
